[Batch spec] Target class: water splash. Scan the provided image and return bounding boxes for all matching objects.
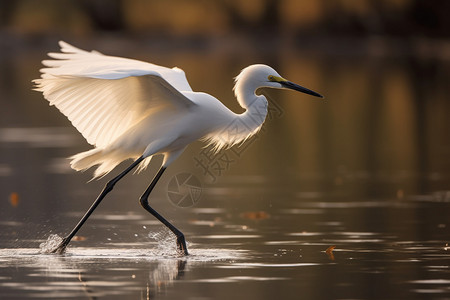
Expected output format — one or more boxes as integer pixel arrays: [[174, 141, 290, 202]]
[[148, 227, 184, 257], [147, 228, 245, 261], [39, 234, 63, 254]]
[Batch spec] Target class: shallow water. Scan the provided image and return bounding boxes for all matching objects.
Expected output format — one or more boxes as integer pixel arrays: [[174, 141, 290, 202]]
[[1, 39, 450, 299], [1, 190, 450, 299]]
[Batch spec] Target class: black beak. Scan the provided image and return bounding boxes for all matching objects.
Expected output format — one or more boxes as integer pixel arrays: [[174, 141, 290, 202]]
[[280, 81, 324, 98]]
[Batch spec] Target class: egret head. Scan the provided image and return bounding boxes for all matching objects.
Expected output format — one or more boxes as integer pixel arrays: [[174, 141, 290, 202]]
[[235, 64, 323, 101]]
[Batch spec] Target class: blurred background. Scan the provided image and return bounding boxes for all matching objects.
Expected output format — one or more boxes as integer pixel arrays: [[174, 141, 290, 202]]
[[0, 0, 449, 242], [1, 1, 450, 299]]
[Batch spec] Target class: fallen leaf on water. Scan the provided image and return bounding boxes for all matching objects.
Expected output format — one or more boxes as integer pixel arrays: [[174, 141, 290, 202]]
[[72, 236, 87, 241], [9, 192, 19, 207], [325, 245, 336, 261]]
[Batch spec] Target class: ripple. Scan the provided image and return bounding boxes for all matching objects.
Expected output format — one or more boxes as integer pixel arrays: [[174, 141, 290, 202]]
[[264, 240, 310, 245], [279, 208, 323, 215], [410, 279, 450, 284], [225, 262, 320, 268], [0, 247, 245, 262], [187, 276, 287, 283], [197, 234, 261, 239], [304, 201, 407, 208], [191, 207, 226, 214], [91, 214, 146, 221], [0, 164, 12, 176], [411, 289, 447, 294], [0, 221, 23, 226], [0, 127, 78, 148], [287, 232, 324, 237]]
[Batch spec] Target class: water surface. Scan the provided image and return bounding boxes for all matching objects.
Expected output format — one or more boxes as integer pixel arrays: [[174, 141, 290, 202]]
[[1, 40, 449, 299]]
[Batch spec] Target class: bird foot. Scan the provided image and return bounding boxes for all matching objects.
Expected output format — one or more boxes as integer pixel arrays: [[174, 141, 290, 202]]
[[176, 235, 189, 256], [50, 238, 69, 254]]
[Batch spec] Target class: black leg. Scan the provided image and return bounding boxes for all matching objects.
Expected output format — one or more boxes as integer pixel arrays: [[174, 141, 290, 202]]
[[140, 167, 189, 255], [51, 156, 145, 254]]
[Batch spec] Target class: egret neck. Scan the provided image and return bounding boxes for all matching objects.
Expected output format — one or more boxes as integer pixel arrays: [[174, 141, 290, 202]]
[[235, 94, 268, 136], [204, 75, 269, 153], [233, 70, 269, 140]]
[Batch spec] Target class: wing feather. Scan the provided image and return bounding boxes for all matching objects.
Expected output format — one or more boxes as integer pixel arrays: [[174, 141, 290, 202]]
[[34, 41, 196, 148]]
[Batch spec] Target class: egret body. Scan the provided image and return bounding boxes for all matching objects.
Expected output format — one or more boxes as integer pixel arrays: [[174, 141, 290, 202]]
[[34, 41, 323, 255]]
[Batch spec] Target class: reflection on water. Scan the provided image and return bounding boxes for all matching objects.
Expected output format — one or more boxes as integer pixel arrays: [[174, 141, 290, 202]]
[[0, 41, 449, 299], [1, 194, 450, 299], [0, 238, 246, 299]]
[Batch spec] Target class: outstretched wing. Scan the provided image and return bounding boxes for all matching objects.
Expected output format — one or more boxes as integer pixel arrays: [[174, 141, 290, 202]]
[[33, 41, 195, 148]]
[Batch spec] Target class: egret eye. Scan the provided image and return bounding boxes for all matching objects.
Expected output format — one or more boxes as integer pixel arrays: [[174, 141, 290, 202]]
[[268, 75, 275, 81]]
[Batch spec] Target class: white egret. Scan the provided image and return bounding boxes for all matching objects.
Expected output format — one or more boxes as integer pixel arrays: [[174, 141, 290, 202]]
[[34, 41, 323, 255]]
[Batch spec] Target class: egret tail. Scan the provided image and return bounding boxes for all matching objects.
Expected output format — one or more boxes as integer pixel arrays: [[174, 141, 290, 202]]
[[71, 148, 151, 179], [70, 148, 104, 171]]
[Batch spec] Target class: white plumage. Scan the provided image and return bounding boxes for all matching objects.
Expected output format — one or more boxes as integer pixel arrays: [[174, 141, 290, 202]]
[[34, 41, 321, 179], [34, 41, 323, 255]]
